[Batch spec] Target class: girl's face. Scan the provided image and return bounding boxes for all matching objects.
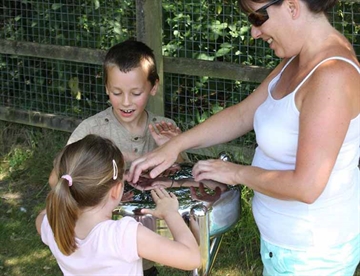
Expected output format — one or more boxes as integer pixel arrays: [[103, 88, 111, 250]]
[[105, 63, 158, 127]]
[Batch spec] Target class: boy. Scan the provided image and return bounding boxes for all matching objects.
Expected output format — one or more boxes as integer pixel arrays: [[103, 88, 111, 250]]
[[67, 39, 187, 276], [68, 39, 185, 169]]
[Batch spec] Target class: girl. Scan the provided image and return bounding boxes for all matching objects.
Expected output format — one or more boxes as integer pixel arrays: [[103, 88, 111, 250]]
[[36, 134, 200, 275]]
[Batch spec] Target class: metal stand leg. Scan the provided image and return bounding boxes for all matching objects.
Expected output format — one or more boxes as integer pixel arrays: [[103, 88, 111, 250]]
[[191, 234, 224, 276], [208, 234, 224, 274], [190, 204, 209, 276]]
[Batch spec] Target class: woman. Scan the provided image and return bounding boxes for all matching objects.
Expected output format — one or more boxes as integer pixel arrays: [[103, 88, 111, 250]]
[[128, 0, 360, 274]]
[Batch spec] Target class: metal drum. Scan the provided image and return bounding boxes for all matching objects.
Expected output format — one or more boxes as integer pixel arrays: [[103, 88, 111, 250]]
[[113, 160, 241, 276]]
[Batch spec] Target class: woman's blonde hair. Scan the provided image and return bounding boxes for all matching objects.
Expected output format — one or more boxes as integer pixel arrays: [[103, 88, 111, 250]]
[[46, 134, 124, 255]]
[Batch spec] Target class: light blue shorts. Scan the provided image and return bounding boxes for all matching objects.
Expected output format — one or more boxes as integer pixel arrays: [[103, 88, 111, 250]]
[[260, 234, 360, 276]]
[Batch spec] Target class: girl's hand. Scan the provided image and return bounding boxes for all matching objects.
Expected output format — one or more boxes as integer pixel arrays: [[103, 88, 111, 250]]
[[149, 121, 181, 146], [192, 159, 242, 186], [141, 188, 179, 219]]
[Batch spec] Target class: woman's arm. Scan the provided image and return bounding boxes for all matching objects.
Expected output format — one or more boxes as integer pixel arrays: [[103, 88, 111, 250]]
[[128, 60, 288, 183], [193, 60, 360, 203]]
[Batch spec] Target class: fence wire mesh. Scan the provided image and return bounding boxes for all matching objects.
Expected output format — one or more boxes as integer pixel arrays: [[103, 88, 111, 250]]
[[1, 0, 136, 49], [162, 1, 360, 66], [0, 55, 108, 118], [162, 1, 359, 133]]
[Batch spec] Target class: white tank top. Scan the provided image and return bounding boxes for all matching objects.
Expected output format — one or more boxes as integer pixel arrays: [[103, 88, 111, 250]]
[[252, 56, 360, 250]]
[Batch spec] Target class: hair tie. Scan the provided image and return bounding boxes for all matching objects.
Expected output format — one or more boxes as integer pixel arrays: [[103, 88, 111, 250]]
[[61, 174, 73, 187]]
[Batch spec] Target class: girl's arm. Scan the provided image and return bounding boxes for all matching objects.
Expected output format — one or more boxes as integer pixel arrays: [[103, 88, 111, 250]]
[[136, 188, 201, 270], [35, 209, 46, 235]]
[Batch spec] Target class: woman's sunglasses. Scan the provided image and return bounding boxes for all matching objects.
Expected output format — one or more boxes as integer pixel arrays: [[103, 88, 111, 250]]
[[248, 0, 283, 27]]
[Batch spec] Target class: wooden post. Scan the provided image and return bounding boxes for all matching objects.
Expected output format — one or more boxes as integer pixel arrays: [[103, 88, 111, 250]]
[[136, 0, 164, 116]]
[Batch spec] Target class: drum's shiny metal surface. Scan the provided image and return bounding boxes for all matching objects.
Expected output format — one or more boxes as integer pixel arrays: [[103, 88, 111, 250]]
[[113, 161, 241, 276]]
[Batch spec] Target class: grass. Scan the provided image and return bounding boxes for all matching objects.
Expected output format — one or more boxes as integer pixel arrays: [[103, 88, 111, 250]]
[[0, 122, 68, 276], [0, 121, 358, 276]]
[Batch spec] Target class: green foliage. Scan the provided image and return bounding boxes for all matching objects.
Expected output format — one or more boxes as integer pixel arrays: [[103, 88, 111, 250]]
[[1, 0, 135, 119], [1, 54, 108, 118], [162, 1, 359, 130], [163, 1, 246, 62], [333, 2, 360, 57], [1, 1, 359, 130], [1, 0, 135, 49]]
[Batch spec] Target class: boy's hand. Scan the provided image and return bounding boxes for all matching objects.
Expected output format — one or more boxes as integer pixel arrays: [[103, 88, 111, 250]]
[[190, 183, 222, 203], [120, 191, 134, 202], [141, 188, 179, 219], [149, 121, 181, 146]]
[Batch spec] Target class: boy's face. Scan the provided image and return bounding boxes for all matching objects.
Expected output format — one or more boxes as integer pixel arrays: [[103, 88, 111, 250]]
[[105, 63, 158, 126]]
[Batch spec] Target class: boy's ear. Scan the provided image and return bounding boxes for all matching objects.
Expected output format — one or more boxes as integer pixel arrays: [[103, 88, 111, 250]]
[[149, 80, 159, 96]]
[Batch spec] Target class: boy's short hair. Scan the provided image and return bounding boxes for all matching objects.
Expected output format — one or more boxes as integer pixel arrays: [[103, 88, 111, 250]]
[[103, 39, 159, 87]]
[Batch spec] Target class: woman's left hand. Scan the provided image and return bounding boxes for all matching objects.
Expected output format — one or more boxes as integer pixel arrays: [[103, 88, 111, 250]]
[[192, 159, 242, 186]]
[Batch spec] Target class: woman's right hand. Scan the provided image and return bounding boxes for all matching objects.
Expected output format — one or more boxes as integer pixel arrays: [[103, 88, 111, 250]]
[[141, 188, 179, 220], [127, 141, 180, 183]]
